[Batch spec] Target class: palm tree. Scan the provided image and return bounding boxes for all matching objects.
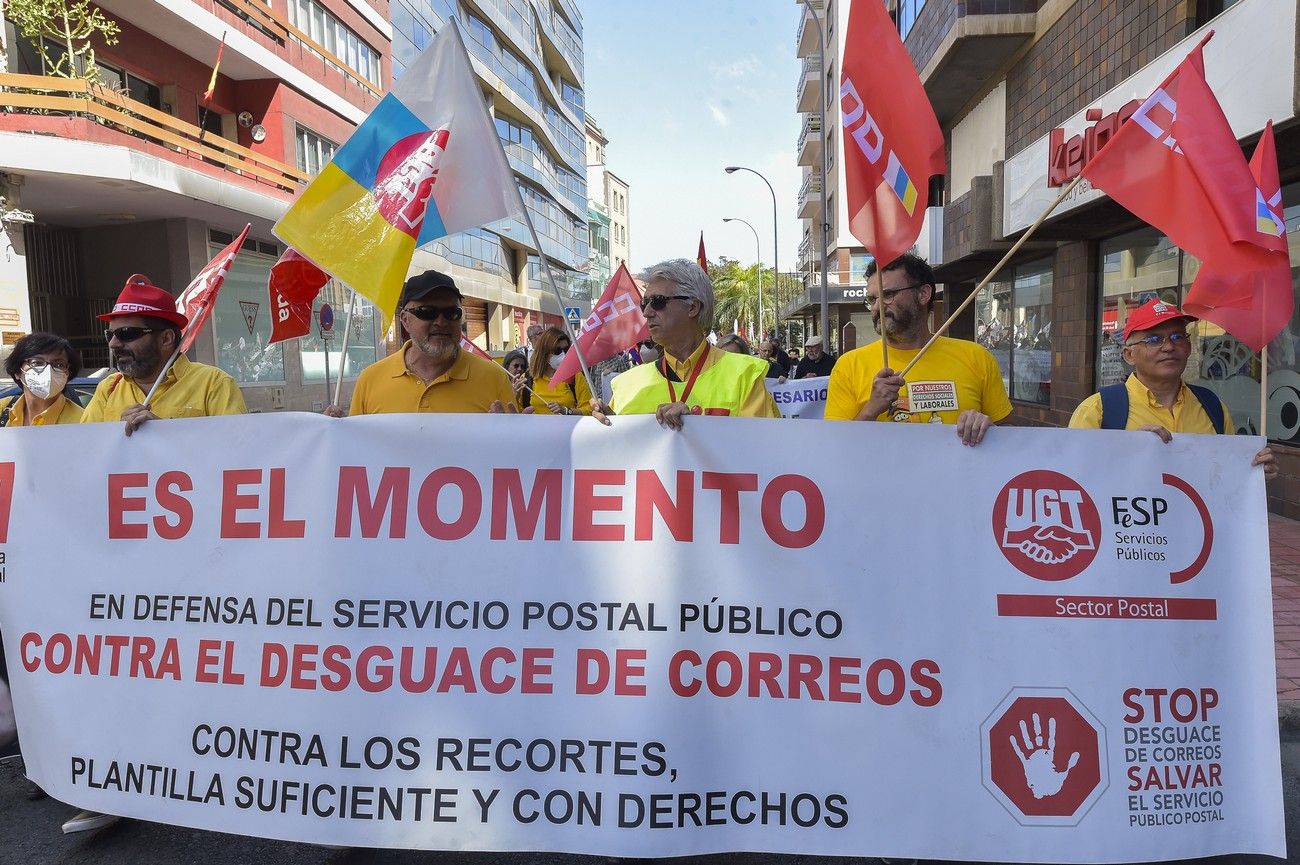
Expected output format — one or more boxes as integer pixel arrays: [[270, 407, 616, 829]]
[[711, 259, 764, 339]]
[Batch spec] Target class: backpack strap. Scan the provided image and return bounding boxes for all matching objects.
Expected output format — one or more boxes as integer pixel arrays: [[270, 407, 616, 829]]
[[1099, 384, 1128, 430], [1187, 384, 1226, 435]]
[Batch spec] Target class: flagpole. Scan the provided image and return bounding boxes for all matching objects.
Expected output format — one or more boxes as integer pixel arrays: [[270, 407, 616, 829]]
[[142, 342, 186, 407], [332, 288, 358, 407], [898, 174, 1086, 378], [1261, 346, 1269, 439]]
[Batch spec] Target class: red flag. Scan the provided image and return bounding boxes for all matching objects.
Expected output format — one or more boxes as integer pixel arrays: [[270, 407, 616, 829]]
[[550, 263, 647, 386], [268, 248, 329, 345], [839, 0, 945, 270], [1082, 38, 1268, 267], [459, 335, 492, 360], [203, 33, 225, 104], [697, 232, 708, 274], [1182, 121, 1293, 351], [175, 223, 249, 353]]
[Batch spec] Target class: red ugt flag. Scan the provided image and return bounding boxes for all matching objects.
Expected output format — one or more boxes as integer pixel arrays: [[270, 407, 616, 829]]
[[840, 0, 945, 270], [267, 248, 329, 345], [175, 223, 249, 353], [1183, 121, 1293, 351], [550, 263, 647, 386]]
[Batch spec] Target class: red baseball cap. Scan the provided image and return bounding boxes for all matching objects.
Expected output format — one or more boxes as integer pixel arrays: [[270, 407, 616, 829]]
[[1122, 298, 1196, 343], [98, 274, 188, 328]]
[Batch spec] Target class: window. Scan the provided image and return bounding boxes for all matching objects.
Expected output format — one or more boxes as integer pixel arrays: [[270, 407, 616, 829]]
[[211, 244, 285, 384], [976, 257, 1053, 405], [287, 0, 382, 86], [96, 63, 162, 109], [295, 125, 337, 175], [300, 284, 379, 382], [1096, 201, 1300, 441], [896, 0, 928, 40]]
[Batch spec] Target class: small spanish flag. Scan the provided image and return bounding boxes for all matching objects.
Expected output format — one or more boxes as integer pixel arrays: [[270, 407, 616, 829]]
[[202, 32, 226, 104], [696, 231, 708, 274]]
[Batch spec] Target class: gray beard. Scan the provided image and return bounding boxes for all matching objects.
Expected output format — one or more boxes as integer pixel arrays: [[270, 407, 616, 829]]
[[416, 336, 458, 364]]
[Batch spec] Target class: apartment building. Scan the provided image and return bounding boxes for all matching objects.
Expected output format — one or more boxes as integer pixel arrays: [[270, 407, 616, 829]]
[[0, 0, 391, 411], [392, 0, 588, 348], [584, 114, 630, 283]]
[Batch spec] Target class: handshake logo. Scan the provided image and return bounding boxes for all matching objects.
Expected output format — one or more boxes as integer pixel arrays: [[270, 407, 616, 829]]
[[993, 470, 1102, 581]]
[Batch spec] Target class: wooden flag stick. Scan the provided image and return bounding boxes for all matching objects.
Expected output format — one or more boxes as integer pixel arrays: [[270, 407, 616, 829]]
[[1261, 344, 1269, 439], [897, 174, 1087, 378]]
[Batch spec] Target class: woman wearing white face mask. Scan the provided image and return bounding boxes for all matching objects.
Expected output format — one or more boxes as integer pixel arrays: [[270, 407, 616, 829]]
[[0, 333, 83, 427], [525, 326, 592, 415]]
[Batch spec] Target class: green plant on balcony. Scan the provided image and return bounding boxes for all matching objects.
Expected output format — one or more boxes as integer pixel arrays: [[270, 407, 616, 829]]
[[8, 0, 120, 82]]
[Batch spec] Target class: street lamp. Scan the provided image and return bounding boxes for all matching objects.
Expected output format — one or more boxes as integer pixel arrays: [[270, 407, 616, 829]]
[[724, 165, 779, 341], [798, 0, 831, 349], [723, 217, 763, 337]]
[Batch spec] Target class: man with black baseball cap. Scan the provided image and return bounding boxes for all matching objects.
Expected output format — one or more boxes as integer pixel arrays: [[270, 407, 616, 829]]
[[1069, 298, 1275, 478], [347, 270, 516, 414]]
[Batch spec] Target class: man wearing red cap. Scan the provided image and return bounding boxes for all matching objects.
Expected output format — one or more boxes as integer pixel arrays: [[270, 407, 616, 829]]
[[80, 274, 246, 436], [1069, 298, 1275, 478]]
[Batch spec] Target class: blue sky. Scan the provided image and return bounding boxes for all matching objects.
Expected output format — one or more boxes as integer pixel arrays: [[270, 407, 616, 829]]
[[580, 1, 803, 273]]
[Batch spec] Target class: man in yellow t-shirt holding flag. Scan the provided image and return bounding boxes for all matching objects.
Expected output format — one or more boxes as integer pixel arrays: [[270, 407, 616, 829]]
[[824, 253, 1011, 446]]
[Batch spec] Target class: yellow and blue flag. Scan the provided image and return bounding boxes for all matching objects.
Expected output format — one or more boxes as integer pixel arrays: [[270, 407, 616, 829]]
[[274, 24, 522, 314]]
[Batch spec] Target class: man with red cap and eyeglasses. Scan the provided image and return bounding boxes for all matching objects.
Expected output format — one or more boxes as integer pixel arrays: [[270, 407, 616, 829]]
[[80, 274, 246, 436], [1069, 298, 1275, 478]]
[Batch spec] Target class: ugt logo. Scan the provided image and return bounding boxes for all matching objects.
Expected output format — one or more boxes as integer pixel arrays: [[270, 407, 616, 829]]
[[992, 470, 1101, 581], [372, 128, 451, 237]]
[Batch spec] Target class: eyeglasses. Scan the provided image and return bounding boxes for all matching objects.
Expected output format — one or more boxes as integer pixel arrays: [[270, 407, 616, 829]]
[[640, 294, 693, 312], [104, 327, 157, 343], [22, 359, 69, 373], [402, 305, 463, 322], [1126, 331, 1191, 348], [865, 284, 925, 311]]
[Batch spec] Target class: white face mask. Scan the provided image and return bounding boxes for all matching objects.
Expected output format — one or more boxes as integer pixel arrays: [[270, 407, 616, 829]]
[[549, 351, 566, 369], [22, 364, 67, 400]]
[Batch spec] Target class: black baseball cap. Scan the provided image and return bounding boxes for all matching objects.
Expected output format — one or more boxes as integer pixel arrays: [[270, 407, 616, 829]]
[[398, 270, 463, 308]]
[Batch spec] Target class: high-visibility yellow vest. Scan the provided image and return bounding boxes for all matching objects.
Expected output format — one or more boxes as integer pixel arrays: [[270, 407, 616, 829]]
[[610, 349, 770, 416]]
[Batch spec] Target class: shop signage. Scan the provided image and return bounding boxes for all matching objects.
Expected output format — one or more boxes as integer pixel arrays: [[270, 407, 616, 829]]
[[1047, 100, 1141, 187]]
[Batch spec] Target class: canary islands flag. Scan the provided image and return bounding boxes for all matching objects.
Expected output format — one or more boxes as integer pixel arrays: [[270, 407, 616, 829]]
[[274, 24, 522, 314]]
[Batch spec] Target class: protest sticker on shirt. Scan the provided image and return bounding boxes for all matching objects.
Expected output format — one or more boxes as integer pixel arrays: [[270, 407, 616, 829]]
[[906, 380, 958, 413]]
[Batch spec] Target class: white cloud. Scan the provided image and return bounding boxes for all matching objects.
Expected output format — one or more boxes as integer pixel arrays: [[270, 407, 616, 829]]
[[710, 55, 762, 80], [708, 103, 730, 126]]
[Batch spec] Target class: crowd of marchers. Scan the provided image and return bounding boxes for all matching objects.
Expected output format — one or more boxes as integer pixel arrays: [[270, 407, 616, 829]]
[[0, 252, 1278, 835]]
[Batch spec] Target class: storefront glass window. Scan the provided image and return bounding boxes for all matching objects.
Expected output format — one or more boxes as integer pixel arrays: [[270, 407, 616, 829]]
[[975, 257, 1053, 404], [300, 282, 379, 382], [1095, 186, 1300, 441], [211, 246, 285, 384]]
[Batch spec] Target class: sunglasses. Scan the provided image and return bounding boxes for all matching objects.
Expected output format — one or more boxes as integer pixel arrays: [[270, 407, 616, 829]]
[[104, 326, 158, 343], [640, 294, 692, 312], [403, 305, 463, 322]]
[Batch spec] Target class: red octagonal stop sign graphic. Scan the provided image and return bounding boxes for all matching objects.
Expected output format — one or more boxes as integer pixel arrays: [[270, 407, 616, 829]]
[[981, 689, 1108, 826]]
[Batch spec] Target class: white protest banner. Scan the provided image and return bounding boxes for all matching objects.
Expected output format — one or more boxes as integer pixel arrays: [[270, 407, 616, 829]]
[[766, 375, 829, 418], [0, 415, 1283, 859]]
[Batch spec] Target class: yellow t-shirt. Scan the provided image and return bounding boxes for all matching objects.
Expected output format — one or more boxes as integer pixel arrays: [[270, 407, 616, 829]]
[[1068, 374, 1232, 434], [2, 393, 83, 426], [825, 336, 1013, 423], [609, 341, 780, 418], [350, 342, 516, 414], [81, 356, 246, 422], [529, 373, 593, 415]]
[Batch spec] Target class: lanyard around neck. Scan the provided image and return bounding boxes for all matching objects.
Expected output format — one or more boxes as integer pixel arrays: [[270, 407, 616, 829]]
[[662, 351, 706, 405]]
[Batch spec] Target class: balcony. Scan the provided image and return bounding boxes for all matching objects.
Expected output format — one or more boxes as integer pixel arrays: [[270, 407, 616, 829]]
[[796, 55, 822, 113], [797, 230, 812, 268], [915, 1, 1037, 126], [0, 73, 308, 199], [798, 174, 822, 220], [797, 113, 822, 167], [95, 0, 385, 124], [795, 0, 824, 59]]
